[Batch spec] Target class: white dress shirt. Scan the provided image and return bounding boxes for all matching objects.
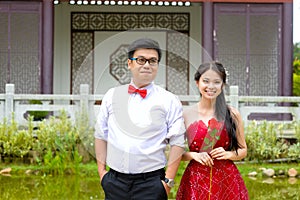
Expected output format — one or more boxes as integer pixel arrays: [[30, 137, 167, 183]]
[[94, 82, 185, 173]]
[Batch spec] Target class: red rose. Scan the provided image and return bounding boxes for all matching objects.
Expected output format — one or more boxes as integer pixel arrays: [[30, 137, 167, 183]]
[[201, 118, 224, 152]]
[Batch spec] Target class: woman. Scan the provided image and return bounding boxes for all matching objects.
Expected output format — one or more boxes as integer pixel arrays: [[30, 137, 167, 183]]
[[176, 62, 249, 200]]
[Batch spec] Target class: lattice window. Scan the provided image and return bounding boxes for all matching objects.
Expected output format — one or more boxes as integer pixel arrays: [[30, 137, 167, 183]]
[[109, 45, 130, 84], [167, 32, 189, 95], [214, 4, 281, 96], [0, 2, 41, 94], [71, 32, 94, 94], [0, 12, 8, 93]]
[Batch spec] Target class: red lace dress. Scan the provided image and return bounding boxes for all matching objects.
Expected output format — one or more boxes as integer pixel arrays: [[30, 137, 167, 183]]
[[176, 119, 249, 200]]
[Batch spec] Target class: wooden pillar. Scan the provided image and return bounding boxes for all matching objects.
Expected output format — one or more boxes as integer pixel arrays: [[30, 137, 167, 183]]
[[281, 3, 293, 96], [202, 1, 214, 62], [42, 0, 54, 94]]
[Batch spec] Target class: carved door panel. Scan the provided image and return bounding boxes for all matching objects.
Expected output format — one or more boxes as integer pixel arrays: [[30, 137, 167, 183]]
[[214, 4, 282, 96], [0, 2, 41, 94]]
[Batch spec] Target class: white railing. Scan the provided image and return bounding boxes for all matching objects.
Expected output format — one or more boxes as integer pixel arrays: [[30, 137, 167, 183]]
[[1, 84, 300, 128]]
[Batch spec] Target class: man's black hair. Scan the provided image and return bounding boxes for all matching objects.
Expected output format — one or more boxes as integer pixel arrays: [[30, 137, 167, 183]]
[[128, 38, 162, 62]]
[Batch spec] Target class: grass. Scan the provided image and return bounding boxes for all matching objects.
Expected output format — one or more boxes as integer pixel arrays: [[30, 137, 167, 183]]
[[0, 162, 99, 177], [1, 161, 300, 200], [1, 161, 300, 177]]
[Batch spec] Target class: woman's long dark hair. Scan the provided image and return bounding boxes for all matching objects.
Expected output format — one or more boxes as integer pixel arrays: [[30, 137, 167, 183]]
[[194, 61, 241, 153]]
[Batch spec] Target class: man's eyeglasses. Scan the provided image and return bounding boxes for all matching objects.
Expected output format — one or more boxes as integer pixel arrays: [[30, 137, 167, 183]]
[[130, 57, 159, 66]]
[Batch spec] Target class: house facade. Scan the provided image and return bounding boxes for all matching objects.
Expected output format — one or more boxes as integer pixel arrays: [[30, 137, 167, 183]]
[[0, 0, 293, 99]]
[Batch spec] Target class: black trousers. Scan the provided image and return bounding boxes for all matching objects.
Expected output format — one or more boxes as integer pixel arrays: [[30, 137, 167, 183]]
[[101, 168, 168, 200]]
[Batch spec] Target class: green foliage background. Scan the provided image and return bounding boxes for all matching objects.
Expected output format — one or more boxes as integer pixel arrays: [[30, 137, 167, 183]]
[[0, 110, 95, 175], [1, 113, 300, 173], [293, 42, 300, 96]]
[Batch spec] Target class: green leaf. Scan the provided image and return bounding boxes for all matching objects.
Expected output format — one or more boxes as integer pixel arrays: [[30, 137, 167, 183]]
[[204, 137, 210, 145], [202, 145, 209, 150], [210, 129, 217, 137]]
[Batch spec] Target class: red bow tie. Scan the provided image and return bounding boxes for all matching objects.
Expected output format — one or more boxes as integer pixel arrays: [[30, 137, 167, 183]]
[[128, 85, 147, 98]]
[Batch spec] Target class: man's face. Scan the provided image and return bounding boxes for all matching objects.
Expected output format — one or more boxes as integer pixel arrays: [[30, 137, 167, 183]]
[[128, 48, 159, 88]]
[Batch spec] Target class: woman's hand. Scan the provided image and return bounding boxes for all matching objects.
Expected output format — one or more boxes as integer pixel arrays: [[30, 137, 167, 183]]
[[210, 147, 230, 160], [191, 152, 214, 167]]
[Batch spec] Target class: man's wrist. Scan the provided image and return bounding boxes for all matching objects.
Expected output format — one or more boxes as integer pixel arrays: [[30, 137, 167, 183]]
[[164, 177, 175, 188], [98, 167, 107, 176]]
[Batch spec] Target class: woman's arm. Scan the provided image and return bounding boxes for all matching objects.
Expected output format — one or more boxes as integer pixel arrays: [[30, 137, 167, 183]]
[[210, 106, 247, 161]]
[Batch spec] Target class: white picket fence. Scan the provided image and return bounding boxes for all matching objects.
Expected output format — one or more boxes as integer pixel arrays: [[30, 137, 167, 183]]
[[1, 84, 300, 130]]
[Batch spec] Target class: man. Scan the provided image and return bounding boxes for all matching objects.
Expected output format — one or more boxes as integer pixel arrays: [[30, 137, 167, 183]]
[[94, 38, 185, 199]]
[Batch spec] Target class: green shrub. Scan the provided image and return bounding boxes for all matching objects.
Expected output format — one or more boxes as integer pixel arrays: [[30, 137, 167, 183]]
[[33, 110, 83, 173], [0, 110, 94, 174], [287, 143, 300, 159], [0, 115, 34, 161], [293, 59, 300, 75], [2, 112, 300, 174], [245, 120, 300, 162], [293, 73, 300, 96]]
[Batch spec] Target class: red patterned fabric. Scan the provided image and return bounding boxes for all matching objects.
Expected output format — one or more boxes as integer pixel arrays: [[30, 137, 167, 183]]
[[176, 119, 249, 200]]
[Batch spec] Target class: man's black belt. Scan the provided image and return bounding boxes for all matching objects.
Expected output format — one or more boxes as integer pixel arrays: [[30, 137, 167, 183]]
[[110, 168, 165, 180]]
